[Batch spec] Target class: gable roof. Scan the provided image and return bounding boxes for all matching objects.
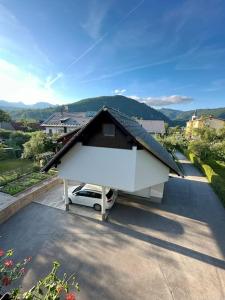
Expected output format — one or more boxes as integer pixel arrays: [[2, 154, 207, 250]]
[[42, 107, 181, 175], [41, 112, 91, 127], [137, 120, 165, 134]]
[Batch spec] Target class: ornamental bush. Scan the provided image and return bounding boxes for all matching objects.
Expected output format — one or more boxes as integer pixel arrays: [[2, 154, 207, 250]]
[[0, 248, 31, 296], [12, 261, 80, 300]]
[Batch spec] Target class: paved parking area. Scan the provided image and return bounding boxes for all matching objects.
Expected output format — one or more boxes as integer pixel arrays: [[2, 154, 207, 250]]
[[34, 183, 103, 220], [1, 152, 225, 300], [0, 192, 16, 210]]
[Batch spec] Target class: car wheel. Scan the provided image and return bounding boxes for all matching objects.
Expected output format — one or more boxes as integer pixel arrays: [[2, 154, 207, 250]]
[[93, 203, 101, 211], [68, 198, 72, 204]]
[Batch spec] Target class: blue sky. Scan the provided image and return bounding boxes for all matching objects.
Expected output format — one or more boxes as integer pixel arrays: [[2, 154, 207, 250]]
[[0, 0, 225, 110]]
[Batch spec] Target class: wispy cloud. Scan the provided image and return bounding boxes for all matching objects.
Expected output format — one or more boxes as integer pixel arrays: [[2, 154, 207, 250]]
[[114, 89, 127, 95], [0, 58, 59, 104], [49, 0, 145, 86], [80, 47, 198, 84], [129, 95, 193, 106], [81, 0, 112, 40], [203, 78, 225, 92], [80, 56, 177, 84]]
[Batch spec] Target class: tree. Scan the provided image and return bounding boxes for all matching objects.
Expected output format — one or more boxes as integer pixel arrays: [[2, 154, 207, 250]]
[[0, 109, 11, 123], [7, 131, 31, 149], [22, 131, 55, 160], [192, 127, 217, 142]]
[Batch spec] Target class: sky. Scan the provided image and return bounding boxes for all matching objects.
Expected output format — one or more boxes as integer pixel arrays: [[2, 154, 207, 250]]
[[0, 0, 225, 110]]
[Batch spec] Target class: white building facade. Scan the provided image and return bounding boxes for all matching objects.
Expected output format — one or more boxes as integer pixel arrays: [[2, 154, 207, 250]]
[[43, 107, 180, 218]]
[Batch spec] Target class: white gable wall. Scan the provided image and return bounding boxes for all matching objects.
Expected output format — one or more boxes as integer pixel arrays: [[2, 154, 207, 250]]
[[134, 149, 169, 190], [58, 143, 136, 191], [58, 143, 170, 192]]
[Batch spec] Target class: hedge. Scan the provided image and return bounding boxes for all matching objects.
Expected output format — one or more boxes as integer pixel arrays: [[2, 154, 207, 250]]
[[0, 148, 16, 160], [184, 149, 225, 207]]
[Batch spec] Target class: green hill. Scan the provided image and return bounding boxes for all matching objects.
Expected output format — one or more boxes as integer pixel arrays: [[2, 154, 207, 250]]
[[8, 96, 171, 122], [159, 107, 225, 126]]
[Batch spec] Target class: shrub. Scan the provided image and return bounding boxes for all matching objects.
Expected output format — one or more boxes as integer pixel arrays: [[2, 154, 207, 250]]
[[185, 150, 225, 207], [23, 132, 55, 161], [188, 140, 211, 161], [7, 131, 30, 150], [0, 129, 12, 140], [0, 148, 16, 161], [210, 141, 225, 161]]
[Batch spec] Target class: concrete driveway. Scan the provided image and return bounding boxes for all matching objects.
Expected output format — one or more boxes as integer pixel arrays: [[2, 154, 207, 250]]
[[1, 152, 225, 300]]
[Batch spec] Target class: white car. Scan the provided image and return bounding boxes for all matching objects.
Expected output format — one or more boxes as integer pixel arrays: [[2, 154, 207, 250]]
[[68, 184, 117, 211]]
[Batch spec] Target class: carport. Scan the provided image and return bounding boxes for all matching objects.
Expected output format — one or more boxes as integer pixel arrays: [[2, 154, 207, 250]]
[[42, 106, 180, 219]]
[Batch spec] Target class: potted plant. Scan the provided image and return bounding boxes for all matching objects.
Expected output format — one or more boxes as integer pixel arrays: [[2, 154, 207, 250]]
[[0, 248, 31, 300], [11, 261, 80, 300]]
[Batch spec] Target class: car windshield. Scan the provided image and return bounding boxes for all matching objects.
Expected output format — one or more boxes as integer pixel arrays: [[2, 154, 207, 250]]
[[106, 189, 113, 199], [73, 183, 85, 193]]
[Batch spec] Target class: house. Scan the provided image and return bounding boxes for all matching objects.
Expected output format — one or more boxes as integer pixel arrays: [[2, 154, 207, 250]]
[[41, 112, 92, 135], [42, 111, 165, 136], [42, 107, 180, 218], [137, 120, 165, 135], [0, 121, 15, 131], [186, 112, 225, 138]]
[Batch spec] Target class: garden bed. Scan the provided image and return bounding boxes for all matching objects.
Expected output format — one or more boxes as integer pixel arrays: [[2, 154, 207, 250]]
[[0, 159, 34, 186], [0, 170, 56, 196]]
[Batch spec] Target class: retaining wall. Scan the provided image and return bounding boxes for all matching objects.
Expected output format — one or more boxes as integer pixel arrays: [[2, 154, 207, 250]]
[[0, 177, 62, 224]]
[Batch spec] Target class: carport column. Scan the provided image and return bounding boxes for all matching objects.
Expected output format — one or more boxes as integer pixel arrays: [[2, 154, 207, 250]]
[[101, 186, 106, 220], [63, 179, 69, 211]]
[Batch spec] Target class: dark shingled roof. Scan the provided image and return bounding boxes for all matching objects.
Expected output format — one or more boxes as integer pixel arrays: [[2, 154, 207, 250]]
[[42, 107, 181, 175], [41, 112, 90, 127]]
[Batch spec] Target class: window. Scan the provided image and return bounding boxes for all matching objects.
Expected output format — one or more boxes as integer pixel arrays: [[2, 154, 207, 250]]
[[90, 192, 101, 199], [76, 190, 92, 197], [48, 129, 52, 135], [102, 124, 115, 136], [106, 189, 113, 199], [72, 184, 84, 194], [76, 190, 99, 198]]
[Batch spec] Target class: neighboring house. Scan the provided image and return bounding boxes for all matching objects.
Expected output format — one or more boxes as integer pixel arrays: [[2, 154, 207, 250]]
[[186, 112, 225, 138], [0, 121, 15, 131], [43, 107, 180, 218], [41, 112, 92, 135], [137, 120, 165, 135]]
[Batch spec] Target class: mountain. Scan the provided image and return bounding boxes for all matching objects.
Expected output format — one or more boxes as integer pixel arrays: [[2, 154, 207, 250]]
[[6, 96, 171, 122], [0, 100, 55, 110], [159, 107, 225, 126], [159, 108, 182, 120], [66, 96, 170, 121]]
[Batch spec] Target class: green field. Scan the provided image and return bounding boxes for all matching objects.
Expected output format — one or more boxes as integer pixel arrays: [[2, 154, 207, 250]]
[[0, 159, 33, 173]]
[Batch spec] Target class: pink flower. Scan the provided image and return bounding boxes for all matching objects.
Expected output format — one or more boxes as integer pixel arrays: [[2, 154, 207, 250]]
[[0, 248, 4, 257], [24, 256, 32, 263], [65, 292, 76, 300], [4, 259, 13, 268], [2, 276, 11, 286], [20, 267, 26, 274]]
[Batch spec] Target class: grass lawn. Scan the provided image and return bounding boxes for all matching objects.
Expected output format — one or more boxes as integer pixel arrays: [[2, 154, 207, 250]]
[[0, 159, 33, 173]]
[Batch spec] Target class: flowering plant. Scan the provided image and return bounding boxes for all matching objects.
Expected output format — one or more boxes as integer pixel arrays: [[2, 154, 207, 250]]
[[0, 248, 31, 296], [12, 261, 80, 300]]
